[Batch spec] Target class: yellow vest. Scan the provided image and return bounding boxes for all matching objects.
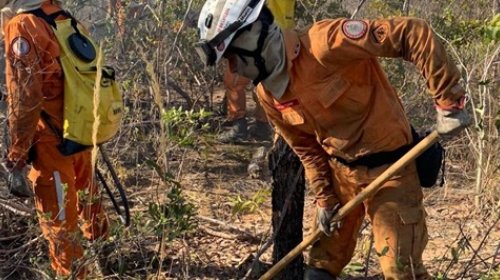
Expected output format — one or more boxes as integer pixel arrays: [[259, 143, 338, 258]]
[[267, 0, 296, 29]]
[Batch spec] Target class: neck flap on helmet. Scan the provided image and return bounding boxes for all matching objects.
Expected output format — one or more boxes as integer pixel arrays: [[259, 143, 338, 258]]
[[226, 19, 270, 85]]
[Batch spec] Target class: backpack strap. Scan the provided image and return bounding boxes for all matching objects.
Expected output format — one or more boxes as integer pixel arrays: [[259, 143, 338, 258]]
[[26, 8, 79, 34], [40, 111, 63, 142], [28, 8, 96, 62]]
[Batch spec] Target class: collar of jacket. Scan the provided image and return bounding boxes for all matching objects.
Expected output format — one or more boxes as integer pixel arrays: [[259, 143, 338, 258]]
[[282, 28, 301, 72], [39, 1, 61, 14]]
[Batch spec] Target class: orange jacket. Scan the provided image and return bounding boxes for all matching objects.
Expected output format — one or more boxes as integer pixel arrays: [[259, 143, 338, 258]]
[[256, 17, 465, 207], [4, 2, 65, 163]]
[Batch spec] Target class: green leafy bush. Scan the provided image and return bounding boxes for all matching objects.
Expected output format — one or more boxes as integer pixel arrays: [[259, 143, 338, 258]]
[[162, 107, 213, 147], [148, 186, 197, 241], [229, 188, 270, 216]]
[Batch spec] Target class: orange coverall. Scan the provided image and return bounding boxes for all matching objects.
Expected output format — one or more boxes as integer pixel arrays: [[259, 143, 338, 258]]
[[256, 18, 465, 278], [3, 1, 108, 277]]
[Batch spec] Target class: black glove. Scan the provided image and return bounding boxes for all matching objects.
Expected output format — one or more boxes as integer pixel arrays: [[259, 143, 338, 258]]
[[2, 159, 33, 198]]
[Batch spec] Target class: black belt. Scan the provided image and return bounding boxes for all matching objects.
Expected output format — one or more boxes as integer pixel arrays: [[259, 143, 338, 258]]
[[334, 143, 413, 169]]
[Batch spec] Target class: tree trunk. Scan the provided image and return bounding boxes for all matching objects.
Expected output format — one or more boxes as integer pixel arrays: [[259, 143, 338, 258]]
[[268, 136, 305, 279]]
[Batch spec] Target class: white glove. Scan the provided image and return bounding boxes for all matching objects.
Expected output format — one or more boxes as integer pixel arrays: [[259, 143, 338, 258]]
[[436, 107, 470, 137]]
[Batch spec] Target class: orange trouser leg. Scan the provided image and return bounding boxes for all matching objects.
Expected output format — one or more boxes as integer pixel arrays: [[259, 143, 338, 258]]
[[28, 142, 108, 278], [223, 67, 269, 122], [308, 161, 430, 279], [365, 163, 430, 280], [224, 67, 250, 121], [73, 152, 109, 242]]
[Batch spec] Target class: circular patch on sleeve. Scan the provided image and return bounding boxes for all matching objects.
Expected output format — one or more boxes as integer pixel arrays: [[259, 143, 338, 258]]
[[11, 37, 31, 57], [342, 20, 368, 40]]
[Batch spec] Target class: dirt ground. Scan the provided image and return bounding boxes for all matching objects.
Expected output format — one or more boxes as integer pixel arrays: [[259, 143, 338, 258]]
[[161, 140, 500, 280], [0, 92, 499, 280]]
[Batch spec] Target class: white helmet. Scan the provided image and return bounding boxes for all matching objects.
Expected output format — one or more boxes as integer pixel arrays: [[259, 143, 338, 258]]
[[195, 0, 265, 66], [0, 0, 45, 13]]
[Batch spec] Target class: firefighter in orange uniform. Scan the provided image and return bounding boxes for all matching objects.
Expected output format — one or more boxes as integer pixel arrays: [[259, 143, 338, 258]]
[[1, 0, 108, 278], [195, 0, 469, 279]]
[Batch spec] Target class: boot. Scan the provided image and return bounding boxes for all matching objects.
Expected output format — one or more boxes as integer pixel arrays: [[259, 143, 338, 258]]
[[304, 267, 336, 280], [218, 118, 248, 143], [248, 121, 273, 142]]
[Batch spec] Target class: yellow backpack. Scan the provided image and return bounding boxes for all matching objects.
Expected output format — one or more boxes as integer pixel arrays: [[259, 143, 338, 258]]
[[29, 9, 123, 156]]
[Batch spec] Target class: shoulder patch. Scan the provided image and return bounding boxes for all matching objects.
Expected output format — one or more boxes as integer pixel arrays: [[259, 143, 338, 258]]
[[11, 37, 31, 57], [342, 20, 368, 40]]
